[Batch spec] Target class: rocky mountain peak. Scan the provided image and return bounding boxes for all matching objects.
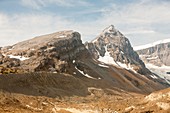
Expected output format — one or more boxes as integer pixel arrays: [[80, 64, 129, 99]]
[[87, 25, 148, 74], [103, 25, 115, 32]]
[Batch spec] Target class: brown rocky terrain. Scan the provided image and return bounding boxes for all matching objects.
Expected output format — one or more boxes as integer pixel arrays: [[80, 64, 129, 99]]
[[0, 26, 169, 113], [0, 73, 169, 113]]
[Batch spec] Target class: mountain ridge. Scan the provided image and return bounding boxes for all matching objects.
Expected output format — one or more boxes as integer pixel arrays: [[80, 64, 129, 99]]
[[134, 38, 170, 51], [0, 25, 168, 93], [0, 25, 169, 113]]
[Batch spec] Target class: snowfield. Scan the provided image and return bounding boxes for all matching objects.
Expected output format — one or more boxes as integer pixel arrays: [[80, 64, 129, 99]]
[[134, 38, 170, 50], [146, 63, 170, 84]]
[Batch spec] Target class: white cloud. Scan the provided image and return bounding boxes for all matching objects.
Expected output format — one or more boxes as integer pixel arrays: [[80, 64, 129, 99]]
[[20, 0, 91, 9], [0, 13, 72, 46], [94, 0, 170, 46], [1, 0, 170, 47]]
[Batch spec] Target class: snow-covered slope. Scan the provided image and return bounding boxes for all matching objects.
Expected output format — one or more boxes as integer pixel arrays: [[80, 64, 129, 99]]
[[134, 38, 170, 51], [146, 64, 170, 83], [135, 38, 170, 83]]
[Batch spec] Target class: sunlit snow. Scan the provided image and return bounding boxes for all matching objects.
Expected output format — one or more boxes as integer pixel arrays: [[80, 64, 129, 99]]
[[98, 47, 117, 65], [8, 55, 29, 61], [134, 38, 170, 50], [97, 46, 137, 73], [75, 67, 97, 79], [146, 63, 170, 84], [117, 62, 137, 73], [98, 64, 109, 68]]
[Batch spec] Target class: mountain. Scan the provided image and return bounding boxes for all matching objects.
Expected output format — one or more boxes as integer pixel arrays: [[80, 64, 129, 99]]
[[86, 25, 151, 75], [0, 30, 86, 72], [0, 26, 169, 112], [135, 39, 170, 66], [135, 39, 170, 83]]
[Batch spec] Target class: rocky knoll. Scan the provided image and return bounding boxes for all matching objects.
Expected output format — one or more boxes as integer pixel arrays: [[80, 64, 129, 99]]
[[86, 25, 149, 75]]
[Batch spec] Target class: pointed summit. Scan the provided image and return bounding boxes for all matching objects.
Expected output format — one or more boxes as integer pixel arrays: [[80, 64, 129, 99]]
[[103, 25, 115, 32], [101, 25, 124, 39], [87, 25, 149, 75]]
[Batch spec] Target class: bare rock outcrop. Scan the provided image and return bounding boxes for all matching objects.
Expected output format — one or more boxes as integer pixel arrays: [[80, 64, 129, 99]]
[[136, 41, 170, 66]]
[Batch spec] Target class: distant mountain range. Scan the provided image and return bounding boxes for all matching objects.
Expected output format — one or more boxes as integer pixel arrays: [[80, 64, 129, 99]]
[[135, 39, 170, 83]]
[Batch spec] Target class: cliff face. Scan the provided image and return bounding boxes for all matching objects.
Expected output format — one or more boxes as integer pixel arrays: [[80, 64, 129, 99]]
[[136, 41, 170, 66], [86, 25, 149, 75], [0, 31, 87, 72], [135, 39, 170, 83]]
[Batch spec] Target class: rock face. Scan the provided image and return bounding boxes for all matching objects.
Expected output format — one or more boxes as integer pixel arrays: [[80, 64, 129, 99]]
[[0, 30, 87, 72], [135, 39, 170, 82], [86, 25, 149, 74], [136, 40, 170, 66]]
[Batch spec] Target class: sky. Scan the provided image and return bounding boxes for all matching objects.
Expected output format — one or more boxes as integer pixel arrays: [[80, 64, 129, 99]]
[[0, 0, 170, 47]]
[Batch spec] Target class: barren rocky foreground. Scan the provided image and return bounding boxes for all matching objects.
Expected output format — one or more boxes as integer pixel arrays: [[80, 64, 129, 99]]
[[0, 73, 170, 113]]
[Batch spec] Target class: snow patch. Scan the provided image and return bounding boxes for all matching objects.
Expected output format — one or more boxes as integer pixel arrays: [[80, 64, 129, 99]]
[[97, 46, 137, 73], [59, 35, 66, 38], [146, 56, 158, 60], [75, 67, 97, 79], [120, 51, 124, 54], [98, 64, 109, 68], [150, 74, 158, 79], [98, 47, 117, 66], [117, 62, 137, 73], [8, 55, 29, 61], [72, 60, 75, 63]]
